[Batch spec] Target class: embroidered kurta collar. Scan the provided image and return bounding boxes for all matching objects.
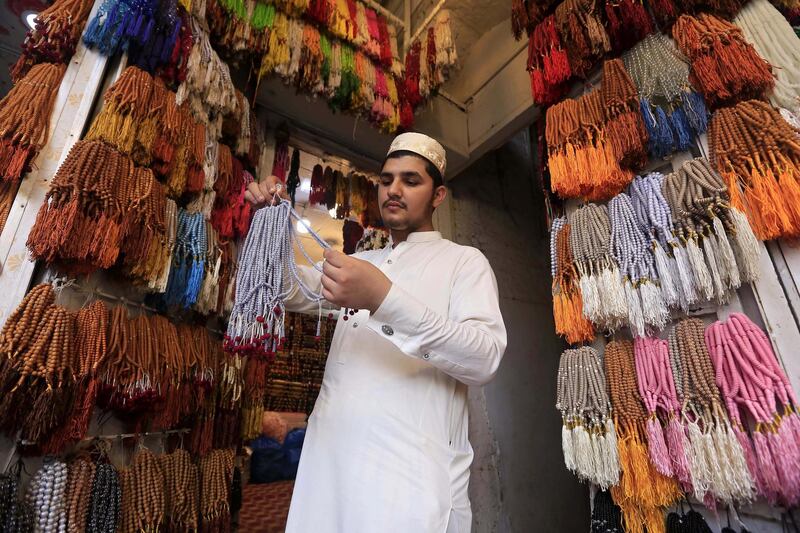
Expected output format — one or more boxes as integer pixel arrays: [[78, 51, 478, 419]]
[[389, 231, 442, 247]]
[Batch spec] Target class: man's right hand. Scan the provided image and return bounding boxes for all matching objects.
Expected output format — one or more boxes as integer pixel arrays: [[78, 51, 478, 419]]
[[244, 175, 290, 209]]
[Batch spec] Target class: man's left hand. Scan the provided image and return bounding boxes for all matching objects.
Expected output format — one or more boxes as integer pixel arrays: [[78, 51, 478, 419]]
[[321, 249, 392, 313]]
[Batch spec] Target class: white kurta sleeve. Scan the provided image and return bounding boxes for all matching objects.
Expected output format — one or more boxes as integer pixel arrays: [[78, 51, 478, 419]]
[[366, 249, 507, 386], [284, 263, 328, 314]]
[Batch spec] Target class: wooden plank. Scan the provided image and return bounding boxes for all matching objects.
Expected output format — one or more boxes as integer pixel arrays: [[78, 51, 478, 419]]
[[0, 31, 110, 326]]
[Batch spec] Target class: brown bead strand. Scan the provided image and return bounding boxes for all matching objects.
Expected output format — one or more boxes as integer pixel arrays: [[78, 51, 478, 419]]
[[131, 447, 165, 532], [65, 455, 97, 533]]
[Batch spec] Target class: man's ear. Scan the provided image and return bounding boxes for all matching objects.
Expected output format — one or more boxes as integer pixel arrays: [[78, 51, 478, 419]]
[[432, 185, 447, 209]]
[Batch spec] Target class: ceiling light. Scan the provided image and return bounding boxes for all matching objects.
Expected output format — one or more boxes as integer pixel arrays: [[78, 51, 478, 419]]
[[296, 218, 312, 234], [328, 207, 337, 218], [23, 11, 38, 30], [300, 178, 311, 192]]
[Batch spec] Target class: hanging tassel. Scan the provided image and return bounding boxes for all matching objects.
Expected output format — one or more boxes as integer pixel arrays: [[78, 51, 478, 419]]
[[653, 241, 680, 307], [685, 235, 714, 302], [645, 416, 673, 477], [729, 207, 762, 284], [665, 416, 693, 491], [623, 279, 645, 337], [639, 280, 669, 331], [562, 422, 576, 471], [700, 231, 727, 302]]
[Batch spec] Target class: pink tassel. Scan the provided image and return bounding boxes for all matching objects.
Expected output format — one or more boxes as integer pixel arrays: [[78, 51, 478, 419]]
[[665, 416, 693, 490], [786, 411, 800, 446], [774, 422, 800, 505], [645, 416, 673, 476], [734, 426, 765, 498], [753, 430, 781, 504]]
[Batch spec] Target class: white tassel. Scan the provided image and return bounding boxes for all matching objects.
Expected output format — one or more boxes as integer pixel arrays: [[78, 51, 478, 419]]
[[597, 265, 628, 328], [729, 208, 761, 284], [623, 278, 645, 337], [711, 420, 755, 503], [672, 243, 698, 308], [572, 424, 595, 479], [591, 430, 609, 486], [562, 423, 576, 472], [686, 236, 714, 301], [604, 419, 620, 485], [579, 272, 601, 323], [686, 419, 712, 502], [653, 241, 680, 307], [701, 233, 727, 303], [639, 280, 669, 331], [712, 216, 741, 289]]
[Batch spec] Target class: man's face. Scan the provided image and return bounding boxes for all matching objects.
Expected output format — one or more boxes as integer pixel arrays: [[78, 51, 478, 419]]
[[378, 155, 445, 231]]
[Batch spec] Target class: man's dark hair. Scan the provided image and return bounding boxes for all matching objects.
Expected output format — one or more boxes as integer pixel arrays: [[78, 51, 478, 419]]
[[383, 150, 444, 188]]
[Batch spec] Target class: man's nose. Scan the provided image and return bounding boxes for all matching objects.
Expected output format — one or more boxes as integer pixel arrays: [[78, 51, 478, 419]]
[[387, 180, 403, 198]]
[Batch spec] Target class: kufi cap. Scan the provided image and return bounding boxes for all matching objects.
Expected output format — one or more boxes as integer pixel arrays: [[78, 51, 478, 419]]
[[387, 132, 446, 178]]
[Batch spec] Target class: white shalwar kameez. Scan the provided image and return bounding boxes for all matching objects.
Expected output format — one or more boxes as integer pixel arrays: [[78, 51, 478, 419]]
[[283, 231, 506, 533]]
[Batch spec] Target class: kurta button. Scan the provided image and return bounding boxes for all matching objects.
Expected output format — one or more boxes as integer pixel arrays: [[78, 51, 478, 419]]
[[423, 353, 430, 360], [352, 323, 358, 328], [381, 325, 394, 336], [387, 259, 393, 264]]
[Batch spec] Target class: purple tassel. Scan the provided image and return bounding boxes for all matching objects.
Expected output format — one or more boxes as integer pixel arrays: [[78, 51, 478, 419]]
[[645, 417, 673, 477], [140, 18, 155, 44], [665, 416, 693, 490]]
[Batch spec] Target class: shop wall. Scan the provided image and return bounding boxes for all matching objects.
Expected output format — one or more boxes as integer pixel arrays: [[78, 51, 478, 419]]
[[448, 128, 589, 532]]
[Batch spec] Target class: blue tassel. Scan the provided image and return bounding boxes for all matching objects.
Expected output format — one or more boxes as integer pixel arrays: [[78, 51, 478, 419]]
[[161, 20, 180, 63], [670, 107, 692, 152], [640, 98, 662, 157], [681, 91, 709, 135], [140, 18, 155, 44], [184, 258, 205, 307]]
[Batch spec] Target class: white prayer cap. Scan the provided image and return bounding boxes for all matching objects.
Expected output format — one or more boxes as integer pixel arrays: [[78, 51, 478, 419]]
[[386, 132, 447, 178]]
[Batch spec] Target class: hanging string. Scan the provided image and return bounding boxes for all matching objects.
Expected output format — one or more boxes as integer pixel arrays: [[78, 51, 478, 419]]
[[604, 0, 653, 54], [554, 0, 610, 79]]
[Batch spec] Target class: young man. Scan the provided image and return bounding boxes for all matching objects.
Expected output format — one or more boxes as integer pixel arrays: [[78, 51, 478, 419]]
[[245, 132, 506, 533]]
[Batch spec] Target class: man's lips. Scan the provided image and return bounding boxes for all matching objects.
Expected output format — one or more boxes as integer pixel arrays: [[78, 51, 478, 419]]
[[384, 201, 405, 209]]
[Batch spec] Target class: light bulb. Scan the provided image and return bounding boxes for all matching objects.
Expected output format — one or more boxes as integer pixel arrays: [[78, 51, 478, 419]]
[[296, 218, 312, 234], [23, 11, 38, 30], [328, 207, 336, 218], [300, 178, 311, 192]]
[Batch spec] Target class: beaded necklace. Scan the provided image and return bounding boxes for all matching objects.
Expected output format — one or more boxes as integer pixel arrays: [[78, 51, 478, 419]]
[[672, 14, 774, 109], [671, 318, 754, 505], [663, 158, 762, 304], [86, 461, 121, 533], [27, 458, 68, 532], [526, 15, 571, 107], [164, 208, 208, 308], [226, 199, 331, 358], [708, 99, 800, 241], [556, 346, 619, 487], [605, 339, 681, 533], [603, 0, 653, 54], [0, 63, 67, 182], [601, 59, 648, 172], [554, 0, 610, 78], [623, 33, 709, 159], [633, 336, 693, 490], [735, 0, 800, 114], [569, 203, 628, 331], [706, 313, 800, 506], [609, 191, 669, 335], [550, 217, 595, 344], [0, 464, 34, 533]]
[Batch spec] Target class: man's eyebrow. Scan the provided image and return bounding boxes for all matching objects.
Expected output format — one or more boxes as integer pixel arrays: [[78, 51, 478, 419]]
[[379, 171, 423, 178]]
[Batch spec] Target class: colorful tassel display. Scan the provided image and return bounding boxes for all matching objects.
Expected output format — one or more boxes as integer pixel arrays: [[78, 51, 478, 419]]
[[549, 217, 595, 344], [526, 15, 571, 106]]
